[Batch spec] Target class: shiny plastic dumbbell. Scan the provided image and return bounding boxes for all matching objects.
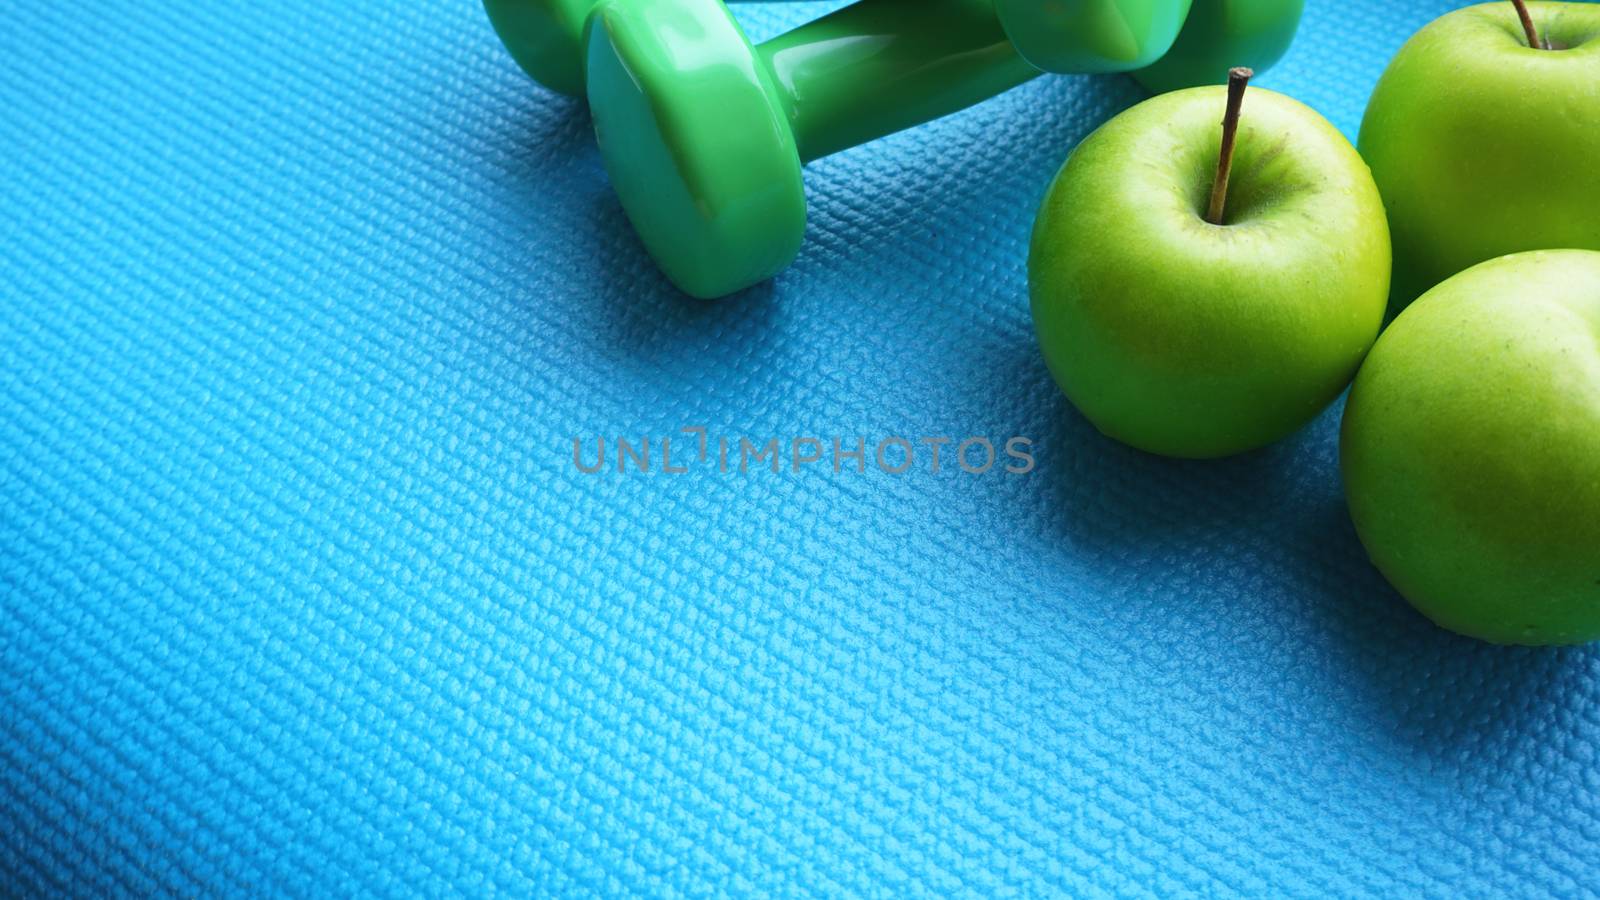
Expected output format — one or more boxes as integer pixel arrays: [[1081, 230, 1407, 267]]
[[486, 0, 1304, 297]]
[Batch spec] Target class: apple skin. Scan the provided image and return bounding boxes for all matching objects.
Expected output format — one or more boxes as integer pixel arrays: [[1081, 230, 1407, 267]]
[[1359, 2, 1600, 311], [1029, 86, 1390, 459], [1341, 250, 1600, 646]]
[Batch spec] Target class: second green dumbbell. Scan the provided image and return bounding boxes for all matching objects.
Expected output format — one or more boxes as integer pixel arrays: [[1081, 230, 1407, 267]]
[[484, 0, 1197, 98], [487, 0, 1305, 297]]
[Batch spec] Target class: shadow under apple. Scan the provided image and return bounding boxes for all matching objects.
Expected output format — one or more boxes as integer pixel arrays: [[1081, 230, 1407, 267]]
[[1034, 376, 1598, 770]]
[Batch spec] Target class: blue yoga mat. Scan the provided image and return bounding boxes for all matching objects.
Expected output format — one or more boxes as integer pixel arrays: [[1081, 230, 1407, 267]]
[[4, 0, 1597, 894]]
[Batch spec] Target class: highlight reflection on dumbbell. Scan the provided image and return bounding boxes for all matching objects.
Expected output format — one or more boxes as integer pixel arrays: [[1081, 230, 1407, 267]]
[[485, 0, 1304, 298]]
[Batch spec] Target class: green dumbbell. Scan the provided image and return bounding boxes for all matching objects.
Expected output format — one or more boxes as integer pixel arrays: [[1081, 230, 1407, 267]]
[[484, 0, 1195, 97], [1132, 0, 1307, 93], [991, 0, 1306, 92], [486, 0, 1304, 297]]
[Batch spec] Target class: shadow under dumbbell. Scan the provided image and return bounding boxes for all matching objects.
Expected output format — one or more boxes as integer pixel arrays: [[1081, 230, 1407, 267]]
[[585, 179, 788, 349]]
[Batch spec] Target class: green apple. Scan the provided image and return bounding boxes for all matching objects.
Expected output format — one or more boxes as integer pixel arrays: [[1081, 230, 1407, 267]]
[[1341, 250, 1600, 646], [1029, 79, 1390, 458], [1359, 1, 1600, 310]]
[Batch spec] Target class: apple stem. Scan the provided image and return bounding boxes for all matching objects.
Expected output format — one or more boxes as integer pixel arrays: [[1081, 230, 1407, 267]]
[[1206, 67, 1253, 226], [1511, 0, 1544, 49]]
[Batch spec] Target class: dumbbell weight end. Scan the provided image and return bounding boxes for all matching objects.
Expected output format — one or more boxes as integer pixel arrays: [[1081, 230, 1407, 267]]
[[482, 0, 591, 96], [1133, 0, 1305, 93], [588, 0, 1058, 297]]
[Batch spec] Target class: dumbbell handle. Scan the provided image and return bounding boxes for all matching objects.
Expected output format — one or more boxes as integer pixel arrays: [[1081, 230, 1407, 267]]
[[758, 0, 1038, 163]]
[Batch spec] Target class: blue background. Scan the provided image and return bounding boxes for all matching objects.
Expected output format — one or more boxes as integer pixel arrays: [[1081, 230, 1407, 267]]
[[4, 0, 1599, 894]]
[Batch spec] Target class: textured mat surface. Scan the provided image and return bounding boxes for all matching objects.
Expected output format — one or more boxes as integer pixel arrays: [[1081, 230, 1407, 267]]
[[4, 0, 1599, 895]]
